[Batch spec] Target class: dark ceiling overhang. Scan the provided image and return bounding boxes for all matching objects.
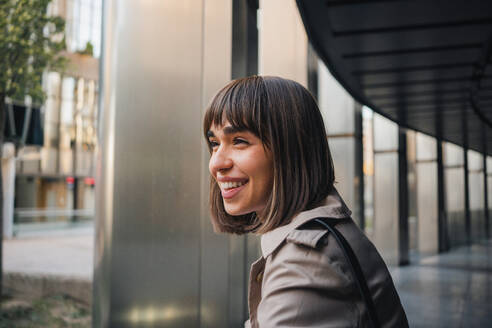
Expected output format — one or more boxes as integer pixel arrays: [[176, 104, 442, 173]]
[[296, 0, 492, 155]]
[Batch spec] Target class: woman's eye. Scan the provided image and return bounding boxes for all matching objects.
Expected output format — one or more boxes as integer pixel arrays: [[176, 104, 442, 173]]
[[209, 141, 219, 148], [233, 138, 249, 145]]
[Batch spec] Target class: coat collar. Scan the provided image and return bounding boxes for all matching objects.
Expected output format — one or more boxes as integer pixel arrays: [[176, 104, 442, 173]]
[[260, 188, 351, 258]]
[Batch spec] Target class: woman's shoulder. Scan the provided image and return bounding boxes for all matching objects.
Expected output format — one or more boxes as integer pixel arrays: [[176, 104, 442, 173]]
[[262, 217, 409, 327], [269, 217, 365, 260], [264, 218, 357, 289], [258, 218, 362, 327], [264, 216, 400, 304]]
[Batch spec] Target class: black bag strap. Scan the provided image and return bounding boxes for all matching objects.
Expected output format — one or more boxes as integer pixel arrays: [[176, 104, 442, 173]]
[[313, 218, 381, 328]]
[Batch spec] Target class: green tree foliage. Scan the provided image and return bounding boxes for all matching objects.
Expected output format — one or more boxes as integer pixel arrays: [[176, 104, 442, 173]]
[[0, 0, 66, 297], [0, 0, 66, 105]]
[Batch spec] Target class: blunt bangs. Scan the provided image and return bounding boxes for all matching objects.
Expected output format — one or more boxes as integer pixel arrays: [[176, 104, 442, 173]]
[[204, 76, 335, 235], [203, 76, 270, 150]]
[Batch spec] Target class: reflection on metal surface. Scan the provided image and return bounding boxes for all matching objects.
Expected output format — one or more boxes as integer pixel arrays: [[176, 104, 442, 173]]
[[125, 305, 195, 324]]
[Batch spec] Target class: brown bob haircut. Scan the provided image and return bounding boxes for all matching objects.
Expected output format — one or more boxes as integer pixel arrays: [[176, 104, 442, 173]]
[[203, 76, 335, 234]]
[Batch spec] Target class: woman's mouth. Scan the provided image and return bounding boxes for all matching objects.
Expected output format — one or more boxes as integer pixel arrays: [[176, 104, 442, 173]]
[[219, 180, 248, 199]]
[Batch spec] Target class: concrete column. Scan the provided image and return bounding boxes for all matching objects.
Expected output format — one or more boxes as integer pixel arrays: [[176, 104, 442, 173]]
[[415, 133, 438, 255], [2, 142, 16, 238]]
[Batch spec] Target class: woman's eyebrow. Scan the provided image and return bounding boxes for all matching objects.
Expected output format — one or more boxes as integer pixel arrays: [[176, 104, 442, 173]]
[[223, 126, 246, 135], [206, 126, 246, 138]]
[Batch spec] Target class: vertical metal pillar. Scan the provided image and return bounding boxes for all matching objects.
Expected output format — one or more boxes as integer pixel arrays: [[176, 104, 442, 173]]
[[355, 105, 365, 230], [483, 126, 489, 239], [398, 128, 409, 265], [464, 148, 471, 244], [437, 140, 449, 252], [232, 0, 258, 79], [307, 42, 318, 101], [72, 178, 78, 222], [2, 143, 16, 238], [462, 105, 471, 245], [95, 1, 235, 327]]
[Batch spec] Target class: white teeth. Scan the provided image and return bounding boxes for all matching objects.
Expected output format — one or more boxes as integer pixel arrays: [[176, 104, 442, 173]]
[[219, 180, 247, 189]]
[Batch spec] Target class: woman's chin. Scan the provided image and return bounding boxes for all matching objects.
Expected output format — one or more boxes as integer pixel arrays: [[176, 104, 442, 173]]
[[224, 203, 265, 218], [224, 206, 248, 216]]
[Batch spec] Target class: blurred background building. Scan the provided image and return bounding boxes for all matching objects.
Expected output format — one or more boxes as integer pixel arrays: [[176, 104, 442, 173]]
[[5, 0, 102, 236]]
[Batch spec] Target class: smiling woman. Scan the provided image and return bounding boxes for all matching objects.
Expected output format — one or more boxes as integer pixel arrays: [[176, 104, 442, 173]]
[[203, 76, 408, 328], [204, 76, 334, 234]]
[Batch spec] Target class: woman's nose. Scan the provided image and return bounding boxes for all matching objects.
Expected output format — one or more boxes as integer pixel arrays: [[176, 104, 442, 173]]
[[209, 147, 233, 174]]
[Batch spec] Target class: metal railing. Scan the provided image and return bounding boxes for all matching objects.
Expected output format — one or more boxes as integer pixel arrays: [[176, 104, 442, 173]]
[[13, 208, 94, 235]]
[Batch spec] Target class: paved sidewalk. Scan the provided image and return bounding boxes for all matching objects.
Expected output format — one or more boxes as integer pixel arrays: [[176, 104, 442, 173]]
[[392, 240, 492, 328], [2, 226, 94, 304]]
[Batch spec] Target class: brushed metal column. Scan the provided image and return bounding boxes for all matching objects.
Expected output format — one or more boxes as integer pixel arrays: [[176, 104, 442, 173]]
[[95, 1, 235, 327]]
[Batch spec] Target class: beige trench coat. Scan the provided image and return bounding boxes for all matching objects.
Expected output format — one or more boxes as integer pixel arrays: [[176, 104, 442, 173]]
[[245, 189, 408, 328]]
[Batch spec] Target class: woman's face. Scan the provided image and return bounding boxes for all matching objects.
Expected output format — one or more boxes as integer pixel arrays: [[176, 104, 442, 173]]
[[207, 121, 274, 216]]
